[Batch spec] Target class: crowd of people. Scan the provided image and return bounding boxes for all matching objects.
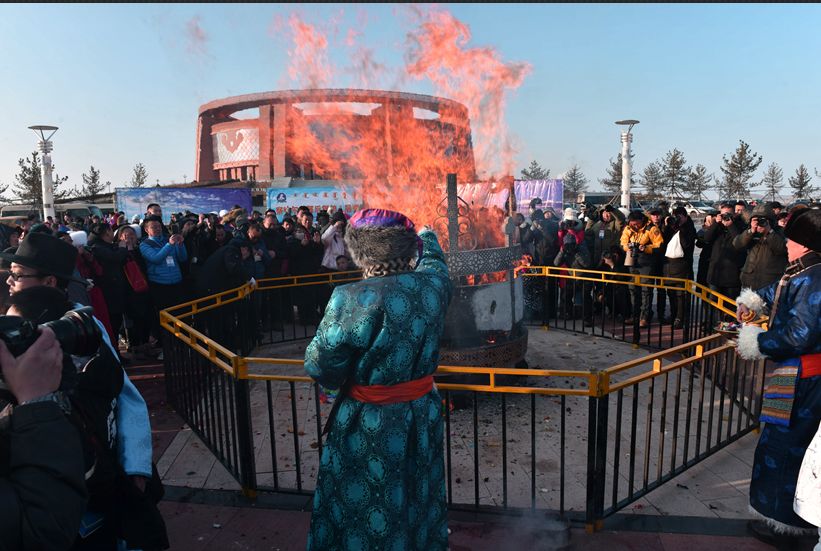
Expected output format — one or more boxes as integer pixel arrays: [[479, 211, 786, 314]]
[[0, 194, 818, 550], [0, 201, 360, 550], [0, 204, 357, 361], [516, 198, 805, 331]]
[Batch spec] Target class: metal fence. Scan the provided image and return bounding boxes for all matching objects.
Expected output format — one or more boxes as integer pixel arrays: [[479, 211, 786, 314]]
[[160, 268, 766, 529]]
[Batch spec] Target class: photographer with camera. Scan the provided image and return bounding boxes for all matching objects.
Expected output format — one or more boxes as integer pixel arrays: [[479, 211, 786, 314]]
[[1, 234, 154, 512], [703, 202, 747, 310], [732, 202, 788, 291], [620, 211, 664, 327], [3, 287, 168, 550], [0, 326, 88, 550]]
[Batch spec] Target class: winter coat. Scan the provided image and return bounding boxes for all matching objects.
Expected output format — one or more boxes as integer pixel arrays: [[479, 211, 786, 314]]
[[285, 226, 323, 276], [195, 241, 252, 296], [553, 240, 592, 270], [320, 224, 349, 270], [532, 218, 560, 266], [620, 221, 664, 269], [733, 226, 788, 291], [662, 217, 697, 279], [695, 227, 712, 285], [0, 403, 88, 550], [261, 227, 287, 276], [795, 420, 821, 526], [585, 212, 625, 267], [704, 218, 746, 288], [139, 235, 187, 285], [88, 234, 129, 313]]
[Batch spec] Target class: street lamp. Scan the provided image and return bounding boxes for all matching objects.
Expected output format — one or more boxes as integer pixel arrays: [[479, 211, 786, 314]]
[[28, 125, 59, 221], [615, 119, 639, 209]]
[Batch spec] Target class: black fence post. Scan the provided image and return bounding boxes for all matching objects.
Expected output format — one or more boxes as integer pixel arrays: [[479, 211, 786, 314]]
[[234, 376, 258, 498], [585, 393, 609, 532]]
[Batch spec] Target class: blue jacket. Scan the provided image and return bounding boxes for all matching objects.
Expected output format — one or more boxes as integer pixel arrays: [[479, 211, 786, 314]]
[[139, 235, 187, 285], [754, 253, 821, 362]]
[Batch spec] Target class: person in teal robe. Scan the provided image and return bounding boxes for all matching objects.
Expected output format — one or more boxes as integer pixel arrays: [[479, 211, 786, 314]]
[[304, 209, 452, 551]]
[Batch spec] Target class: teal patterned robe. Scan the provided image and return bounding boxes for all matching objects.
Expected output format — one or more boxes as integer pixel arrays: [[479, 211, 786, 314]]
[[304, 230, 452, 551]]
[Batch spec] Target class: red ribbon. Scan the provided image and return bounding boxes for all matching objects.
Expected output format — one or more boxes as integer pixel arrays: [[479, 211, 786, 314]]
[[349, 375, 434, 405]]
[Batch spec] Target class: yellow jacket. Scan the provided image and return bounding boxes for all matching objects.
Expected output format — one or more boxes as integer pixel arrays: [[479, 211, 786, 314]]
[[620, 222, 664, 254]]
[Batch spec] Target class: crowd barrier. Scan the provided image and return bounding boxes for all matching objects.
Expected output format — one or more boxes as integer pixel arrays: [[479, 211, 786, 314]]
[[160, 267, 766, 530]]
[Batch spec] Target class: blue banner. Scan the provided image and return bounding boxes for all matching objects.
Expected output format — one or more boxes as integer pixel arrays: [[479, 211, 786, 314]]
[[115, 187, 253, 224], [266, 186, 363, 221]]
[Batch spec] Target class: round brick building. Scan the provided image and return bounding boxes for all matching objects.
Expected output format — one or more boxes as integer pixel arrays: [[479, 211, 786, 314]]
[[195, 89, 476, 184]]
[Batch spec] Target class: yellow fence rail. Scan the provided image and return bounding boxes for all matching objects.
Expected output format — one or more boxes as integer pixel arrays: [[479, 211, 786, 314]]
[[160, 267, 757, 398]]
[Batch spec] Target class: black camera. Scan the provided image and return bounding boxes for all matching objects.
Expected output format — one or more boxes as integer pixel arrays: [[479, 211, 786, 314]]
[[720, 213, 733, 221], [0, 307, 101, 358], [753, 217, 769, 226]]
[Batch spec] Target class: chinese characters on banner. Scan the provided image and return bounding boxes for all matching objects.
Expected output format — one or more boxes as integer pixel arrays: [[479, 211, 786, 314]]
[[266, 187, 365, 221]]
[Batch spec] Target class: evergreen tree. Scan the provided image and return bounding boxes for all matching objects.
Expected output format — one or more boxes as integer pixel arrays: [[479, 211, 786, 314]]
[[561, 164, 588, 203], [131, 162, 148, 187], [11, 151, 70, 207], [639, 161, 664, 200], [80, 165, 105, 201], [788, 164, 816, 199], [520, 160, 550, 180], [660, 148, 690, 199], [761, 163, 784, 202], [685, 164, 713, 200], [599, 153, 634, 194], [719, 140, 763, 198]]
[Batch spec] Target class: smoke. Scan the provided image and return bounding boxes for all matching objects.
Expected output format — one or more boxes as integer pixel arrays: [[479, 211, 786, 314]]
[[283, 13, 334, 88], [185, 16, 209, 58]]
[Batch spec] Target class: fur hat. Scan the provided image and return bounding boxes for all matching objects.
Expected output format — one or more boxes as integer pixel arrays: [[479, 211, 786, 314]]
[[344, 209, 421, 268], [562, 208, 578, 222], [784, 208, 821, 252]]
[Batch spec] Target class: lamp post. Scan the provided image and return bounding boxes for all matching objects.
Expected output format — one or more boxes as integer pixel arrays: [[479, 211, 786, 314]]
[[28, 125, 59, 221], [615, 119, 639, 209]]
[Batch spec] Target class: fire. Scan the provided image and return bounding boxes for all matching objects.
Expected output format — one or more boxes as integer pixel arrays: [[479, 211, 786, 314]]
[[275, 6, 530, 244], [513, 254, 533, 277]]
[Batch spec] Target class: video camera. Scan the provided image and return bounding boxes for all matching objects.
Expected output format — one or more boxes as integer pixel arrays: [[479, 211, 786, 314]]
[[0, 307, 101, 359]]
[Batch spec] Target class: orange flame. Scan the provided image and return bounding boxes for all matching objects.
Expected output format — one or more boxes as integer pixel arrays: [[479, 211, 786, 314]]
[[277, 6, 530, 241]]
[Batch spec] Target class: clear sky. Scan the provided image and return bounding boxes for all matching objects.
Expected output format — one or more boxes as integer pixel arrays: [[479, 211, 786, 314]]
[[1, 3, 819, 199]]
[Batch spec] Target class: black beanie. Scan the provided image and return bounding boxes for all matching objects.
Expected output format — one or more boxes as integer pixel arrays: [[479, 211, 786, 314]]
[[784, 208, 821, 252]]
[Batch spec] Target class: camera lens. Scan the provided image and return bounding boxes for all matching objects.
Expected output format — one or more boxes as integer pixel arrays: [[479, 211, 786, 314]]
[[41, 307, 101, 357]]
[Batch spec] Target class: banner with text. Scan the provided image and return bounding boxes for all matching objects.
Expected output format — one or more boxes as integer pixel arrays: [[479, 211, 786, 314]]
[[514, 179, 563, 213], [266, 187, 364, 221], [115, 187, 252, 224]]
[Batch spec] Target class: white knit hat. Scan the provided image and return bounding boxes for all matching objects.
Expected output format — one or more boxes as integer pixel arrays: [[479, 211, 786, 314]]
[[69, 231, 87, 247], [563, 208, 579, 222], [129, 223, 142, 239]]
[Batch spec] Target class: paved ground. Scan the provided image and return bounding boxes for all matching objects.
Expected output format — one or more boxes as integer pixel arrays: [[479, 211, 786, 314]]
[[127, 330, 813, 550]]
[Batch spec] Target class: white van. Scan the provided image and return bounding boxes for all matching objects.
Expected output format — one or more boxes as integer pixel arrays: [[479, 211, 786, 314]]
[[0, 202, 104, 221]]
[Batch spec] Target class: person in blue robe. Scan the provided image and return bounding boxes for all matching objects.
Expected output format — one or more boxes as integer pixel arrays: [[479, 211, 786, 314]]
[[736, 207, 821, 547], [304, 209, 452, 551]]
